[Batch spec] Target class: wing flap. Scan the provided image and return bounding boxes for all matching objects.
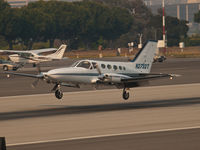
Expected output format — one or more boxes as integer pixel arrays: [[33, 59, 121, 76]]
[[121, 73, 177, 83]]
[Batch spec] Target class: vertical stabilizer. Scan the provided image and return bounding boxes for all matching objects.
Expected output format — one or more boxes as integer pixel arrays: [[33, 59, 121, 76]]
[[131, 41, 157, 73], [47, 44, 67, 59]]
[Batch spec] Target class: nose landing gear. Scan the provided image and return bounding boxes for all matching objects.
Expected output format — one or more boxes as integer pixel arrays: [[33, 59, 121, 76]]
[[55, 89, 63, 99], [122, 88, 130, 100], [52, 84, 63, 100]]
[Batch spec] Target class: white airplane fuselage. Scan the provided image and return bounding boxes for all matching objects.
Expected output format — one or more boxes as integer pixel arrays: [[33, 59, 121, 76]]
[[45, 60, 144, 85], [43, 41, 156, 86]]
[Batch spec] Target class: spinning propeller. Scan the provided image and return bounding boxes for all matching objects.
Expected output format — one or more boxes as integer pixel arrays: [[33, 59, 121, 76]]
[[31, 64, 42, 88], [94, 64, 109, 81]]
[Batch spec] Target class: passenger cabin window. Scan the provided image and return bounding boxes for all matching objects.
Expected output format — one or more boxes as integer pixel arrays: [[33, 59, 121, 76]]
[[77, 61, 91, 69], [123, 66, 126, 70], [101, 64, 105, 69], [119, 66, 122, 70], [107, 64, 112, 69], [113, 65, 117, 70]]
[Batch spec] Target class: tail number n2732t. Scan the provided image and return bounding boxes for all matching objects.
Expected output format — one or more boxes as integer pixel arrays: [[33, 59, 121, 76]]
[[136, 64, 149, 69]]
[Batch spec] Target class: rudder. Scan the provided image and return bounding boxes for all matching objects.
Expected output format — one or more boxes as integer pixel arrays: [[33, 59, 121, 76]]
[[47, 44, 67, 59], [131, 41, 157, 73]]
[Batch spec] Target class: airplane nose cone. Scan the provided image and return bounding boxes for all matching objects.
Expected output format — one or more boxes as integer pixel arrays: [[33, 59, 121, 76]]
[[47, 69, 55, 75], [46, 69, 59, 79]]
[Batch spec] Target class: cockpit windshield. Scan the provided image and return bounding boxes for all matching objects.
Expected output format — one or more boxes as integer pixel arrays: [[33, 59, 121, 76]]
[[76, 61, 91, 69], [71, 61, 80, 67]]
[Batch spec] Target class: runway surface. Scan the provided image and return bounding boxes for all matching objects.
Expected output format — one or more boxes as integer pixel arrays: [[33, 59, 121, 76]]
[[8, 128, 200, 150], [0, 58, 200, 97], [0, 83, 199, 149]]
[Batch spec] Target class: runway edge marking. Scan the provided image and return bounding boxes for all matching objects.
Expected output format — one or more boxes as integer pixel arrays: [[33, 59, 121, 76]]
[[7, 125, 200, 147]]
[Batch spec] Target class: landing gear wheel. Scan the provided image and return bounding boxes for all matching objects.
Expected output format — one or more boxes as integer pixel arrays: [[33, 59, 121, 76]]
[[55, 89, 63, 99], [33, 63, 36, 67], [123, 89, 129, 100], [3, 65, 8, 71]]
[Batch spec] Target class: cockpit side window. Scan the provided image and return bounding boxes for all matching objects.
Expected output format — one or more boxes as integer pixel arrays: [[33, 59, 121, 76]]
[[92, 62, 97, 69], [77, 61, 91, 69], [20, 53, 31, 58]]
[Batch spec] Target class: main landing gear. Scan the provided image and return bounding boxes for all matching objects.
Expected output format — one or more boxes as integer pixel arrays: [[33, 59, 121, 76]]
[[122, 88, 130, 100], [52, 84, 63, 100]]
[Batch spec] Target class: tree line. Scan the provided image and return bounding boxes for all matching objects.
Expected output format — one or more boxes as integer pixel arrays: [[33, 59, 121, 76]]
[[0, 0, 189, 50]]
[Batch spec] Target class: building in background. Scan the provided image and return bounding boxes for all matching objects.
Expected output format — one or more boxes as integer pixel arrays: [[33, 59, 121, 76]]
[[6, 0, 82, 8], [144, 0, 200, 35]]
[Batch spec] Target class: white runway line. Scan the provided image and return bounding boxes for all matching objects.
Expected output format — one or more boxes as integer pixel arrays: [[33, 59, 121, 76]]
[[7, 125, 200, 146]]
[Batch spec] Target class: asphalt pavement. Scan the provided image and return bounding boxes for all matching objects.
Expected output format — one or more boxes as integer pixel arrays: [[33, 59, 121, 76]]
[[8, 128, 200, 150]]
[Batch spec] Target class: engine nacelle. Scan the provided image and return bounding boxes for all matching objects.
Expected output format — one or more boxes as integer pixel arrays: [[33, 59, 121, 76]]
[[103, 76, 121, 83]]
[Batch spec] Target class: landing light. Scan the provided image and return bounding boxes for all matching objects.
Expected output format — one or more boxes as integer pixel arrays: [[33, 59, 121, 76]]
[[7, 74, 10, 78]]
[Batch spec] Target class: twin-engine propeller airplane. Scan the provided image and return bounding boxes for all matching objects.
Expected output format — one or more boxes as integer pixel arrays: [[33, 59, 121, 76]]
[[5, 41, 178, 100], [0, 45, 67, 67]]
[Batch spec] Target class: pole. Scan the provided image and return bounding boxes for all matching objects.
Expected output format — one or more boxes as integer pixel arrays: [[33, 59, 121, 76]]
[[186, 5, 189, 22], [177, 5, 180, 20], [162, 0, 166, 55]]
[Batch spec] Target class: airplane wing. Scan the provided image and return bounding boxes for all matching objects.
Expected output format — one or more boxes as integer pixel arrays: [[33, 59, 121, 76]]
[[0, 50, 31, 54], [30, 48, 57, 54], [0, 48, 56, 55], [121, 73, 178, 82], [3, 72, 79, 88], [4, 72, 44, 78], [97, 73, 179, 86]]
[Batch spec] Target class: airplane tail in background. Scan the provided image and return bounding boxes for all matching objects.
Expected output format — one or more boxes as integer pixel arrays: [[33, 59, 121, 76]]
[[47, 44, 67, 59], [131, 41, 157, 74]]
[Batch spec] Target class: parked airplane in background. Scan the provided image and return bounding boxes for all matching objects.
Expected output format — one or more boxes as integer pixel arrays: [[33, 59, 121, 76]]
[[5, 41, 178, 100], [0, 45, 67, 67]]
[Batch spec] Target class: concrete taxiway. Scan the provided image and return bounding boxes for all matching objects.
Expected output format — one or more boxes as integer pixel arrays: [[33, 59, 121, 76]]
[[0, 83, 199, 149]]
